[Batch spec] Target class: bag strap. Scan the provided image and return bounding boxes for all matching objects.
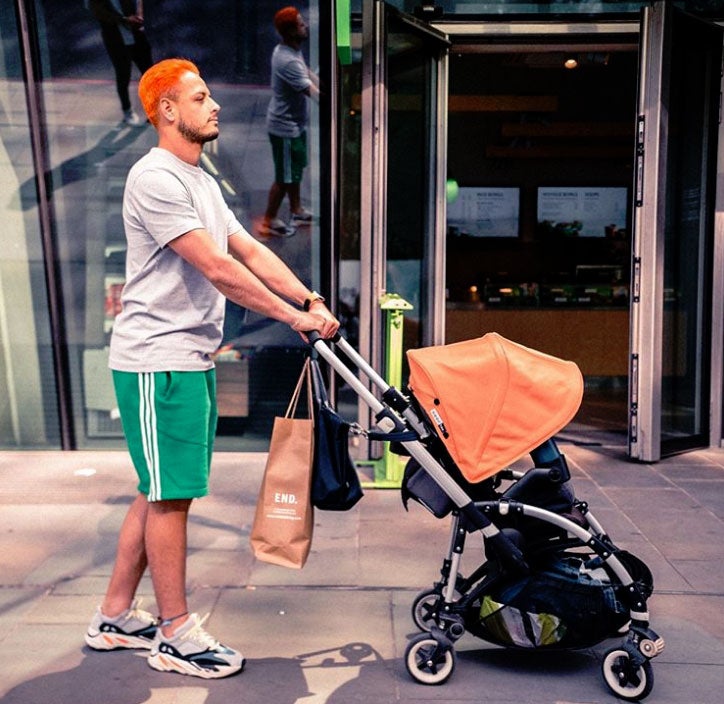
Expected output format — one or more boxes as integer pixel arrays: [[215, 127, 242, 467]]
[[366, 428, 418, 442], [309, 358, 330, 405], [286, 358, 312, 418], [306, 357, 314, 418], [309, 356, 416, 442]]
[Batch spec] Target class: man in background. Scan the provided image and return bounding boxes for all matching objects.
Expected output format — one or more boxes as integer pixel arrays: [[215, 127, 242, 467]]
[[258, 6, 319, 237], [87, 0, 152, 126]]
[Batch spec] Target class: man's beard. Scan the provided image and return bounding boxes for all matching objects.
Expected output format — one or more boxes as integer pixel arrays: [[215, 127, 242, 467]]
[[178, 117, 219, 145]]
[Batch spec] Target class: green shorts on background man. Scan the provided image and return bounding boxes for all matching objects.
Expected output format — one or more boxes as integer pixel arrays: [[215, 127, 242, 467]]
[[113, 370, 217, 501], [269, 132, 307, 184]]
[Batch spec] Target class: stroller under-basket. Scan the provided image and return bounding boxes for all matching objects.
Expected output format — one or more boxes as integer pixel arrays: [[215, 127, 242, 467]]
[[309, 331, 665, 701]]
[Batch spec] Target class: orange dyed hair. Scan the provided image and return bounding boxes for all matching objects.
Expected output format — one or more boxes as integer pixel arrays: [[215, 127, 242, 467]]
[[138, 58, 200, 127], [273, 6, 300, 38]]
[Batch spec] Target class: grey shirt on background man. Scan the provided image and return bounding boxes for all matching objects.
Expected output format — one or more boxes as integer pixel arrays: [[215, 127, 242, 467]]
[[265, 44, 312, 138], [109, 147, 243, 372]]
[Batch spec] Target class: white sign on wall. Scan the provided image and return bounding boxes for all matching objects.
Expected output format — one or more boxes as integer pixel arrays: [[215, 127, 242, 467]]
[[537, 187, 628, 237], [447, 187, 520, 238]]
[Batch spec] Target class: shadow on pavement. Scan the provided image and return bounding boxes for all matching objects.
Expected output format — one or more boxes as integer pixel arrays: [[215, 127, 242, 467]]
[[0, 642, 393, 704]]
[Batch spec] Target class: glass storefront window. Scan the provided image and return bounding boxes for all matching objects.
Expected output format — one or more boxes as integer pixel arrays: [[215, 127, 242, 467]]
[[28, 0, 323, 450], [0, 3, 61, 448]]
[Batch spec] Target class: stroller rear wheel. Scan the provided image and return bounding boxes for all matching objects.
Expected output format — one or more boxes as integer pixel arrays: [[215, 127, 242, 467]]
[[602, 647, 654, 701], [412, 589, 443, 631], [405, 633, 456, 685]]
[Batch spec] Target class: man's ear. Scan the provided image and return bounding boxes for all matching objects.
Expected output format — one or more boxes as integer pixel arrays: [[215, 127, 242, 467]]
[[160, 97, 175, 122]]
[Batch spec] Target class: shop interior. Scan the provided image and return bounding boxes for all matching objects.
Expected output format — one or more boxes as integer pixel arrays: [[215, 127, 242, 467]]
[[444, 44, 639, 437]]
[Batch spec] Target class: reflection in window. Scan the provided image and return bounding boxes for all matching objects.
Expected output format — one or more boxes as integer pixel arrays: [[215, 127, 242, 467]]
[[30, 0, 322, 449], [0, 2, 60, 447]]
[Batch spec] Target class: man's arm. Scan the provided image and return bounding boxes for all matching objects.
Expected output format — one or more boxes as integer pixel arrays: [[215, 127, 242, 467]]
[[227, 230, 310, 303], [308, 67, 320, 90], [305, 68, 320, 101], [167, 228, 337, 337], [227, 229, 337, 332], [280, 58, 319, 102]]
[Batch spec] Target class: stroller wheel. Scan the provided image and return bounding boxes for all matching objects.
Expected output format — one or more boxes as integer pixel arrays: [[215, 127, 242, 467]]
[[405, 633, 456, 685], [602, 647, 654, 701], [412, 589, 443, 631]]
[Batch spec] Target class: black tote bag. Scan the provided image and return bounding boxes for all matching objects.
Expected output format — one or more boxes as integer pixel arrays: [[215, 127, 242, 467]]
[[309, 357, 364, 511]]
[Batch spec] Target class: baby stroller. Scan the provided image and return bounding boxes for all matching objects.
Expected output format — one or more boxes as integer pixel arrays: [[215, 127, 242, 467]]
[[309, 331, 664, 701]]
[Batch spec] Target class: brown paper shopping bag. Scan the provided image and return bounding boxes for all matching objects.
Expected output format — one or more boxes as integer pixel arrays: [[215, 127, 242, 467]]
[[250, 359, 315, 569]]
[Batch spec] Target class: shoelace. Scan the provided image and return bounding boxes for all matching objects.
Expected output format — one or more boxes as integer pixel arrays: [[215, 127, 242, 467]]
[[181, 613, 221, 649], [123, 598, 155, 625]]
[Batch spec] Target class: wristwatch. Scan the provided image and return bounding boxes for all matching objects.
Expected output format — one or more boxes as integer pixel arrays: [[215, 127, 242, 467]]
[[303, 291, 326, 311]]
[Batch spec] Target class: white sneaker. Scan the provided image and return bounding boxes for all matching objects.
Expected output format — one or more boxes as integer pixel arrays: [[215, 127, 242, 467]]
[[122, 109, 143, 127], [257, 218, 296, 238], [290, 209, 313, 225], [85, 599, 157, 650], [148, 613, 245, 679]]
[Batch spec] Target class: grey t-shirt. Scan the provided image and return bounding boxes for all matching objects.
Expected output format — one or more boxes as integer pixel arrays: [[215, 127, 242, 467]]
[[265, 44, 312, 138], [109, 147, 244, 372]]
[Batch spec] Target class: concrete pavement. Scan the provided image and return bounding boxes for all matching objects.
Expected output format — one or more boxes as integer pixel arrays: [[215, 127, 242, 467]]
[[0, 440, 723, 703]]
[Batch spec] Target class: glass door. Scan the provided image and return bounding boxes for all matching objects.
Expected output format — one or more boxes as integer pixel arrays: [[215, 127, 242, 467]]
[[359, 1, 448, 383], [629, 1, 722, 460], [384, 6, 449, 352]]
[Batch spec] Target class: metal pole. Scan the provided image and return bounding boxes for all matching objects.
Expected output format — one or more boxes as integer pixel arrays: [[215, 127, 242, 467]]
[[380, 293, 413, 485]]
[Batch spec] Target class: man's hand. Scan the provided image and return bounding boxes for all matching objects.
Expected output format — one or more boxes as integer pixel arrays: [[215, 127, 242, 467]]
[[124, 15, 144, 28], [291, 305, 339, 341]]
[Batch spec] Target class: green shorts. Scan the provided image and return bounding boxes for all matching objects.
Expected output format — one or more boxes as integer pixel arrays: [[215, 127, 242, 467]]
[[269, 132, 307, 184], [112, 370, 218, 502]]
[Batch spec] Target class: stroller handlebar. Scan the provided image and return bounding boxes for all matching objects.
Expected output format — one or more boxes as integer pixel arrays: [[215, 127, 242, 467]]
[[306, 330, 340, 345]]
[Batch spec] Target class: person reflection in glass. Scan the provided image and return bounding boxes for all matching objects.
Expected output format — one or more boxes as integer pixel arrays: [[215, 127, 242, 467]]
[[86, 0, 153, 126], [258, 6, 319, 238]]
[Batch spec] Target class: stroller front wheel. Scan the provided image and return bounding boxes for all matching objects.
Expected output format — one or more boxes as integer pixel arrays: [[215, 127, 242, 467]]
[[405, 633, 456, 685], [602, 647, 654, 701]]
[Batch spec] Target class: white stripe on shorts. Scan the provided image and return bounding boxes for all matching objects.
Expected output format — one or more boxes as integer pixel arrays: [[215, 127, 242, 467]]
[[282, 138, 292, 184], [138, 373, 161, 501]]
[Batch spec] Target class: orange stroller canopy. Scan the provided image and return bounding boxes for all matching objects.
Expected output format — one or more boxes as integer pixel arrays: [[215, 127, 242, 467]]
[[407, 333, 583, 483]]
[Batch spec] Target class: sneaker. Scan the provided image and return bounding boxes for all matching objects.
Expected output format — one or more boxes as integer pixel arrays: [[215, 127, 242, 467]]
[[85, 599, 157, 651], [148, 613, 244, 679], [122, 109, 144, 127], [290, 209, 313, 225], [257, 218, 296, 238]]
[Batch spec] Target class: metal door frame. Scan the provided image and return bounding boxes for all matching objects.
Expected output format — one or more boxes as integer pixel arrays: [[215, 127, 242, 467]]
[[628, 3, 668, 460], [630, 2, 724, 460]]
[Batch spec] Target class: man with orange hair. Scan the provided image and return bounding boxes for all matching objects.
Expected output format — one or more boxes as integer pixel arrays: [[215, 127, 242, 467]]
[[259, 6, 319, 237], [84, 58, 338, 679]]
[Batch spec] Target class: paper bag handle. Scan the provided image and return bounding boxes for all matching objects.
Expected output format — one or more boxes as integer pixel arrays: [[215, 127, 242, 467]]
[[285, 357, 313, 419]]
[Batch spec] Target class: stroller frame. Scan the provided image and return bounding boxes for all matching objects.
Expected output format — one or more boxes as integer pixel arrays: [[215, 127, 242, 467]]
[[310, 333, 665, 701]]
